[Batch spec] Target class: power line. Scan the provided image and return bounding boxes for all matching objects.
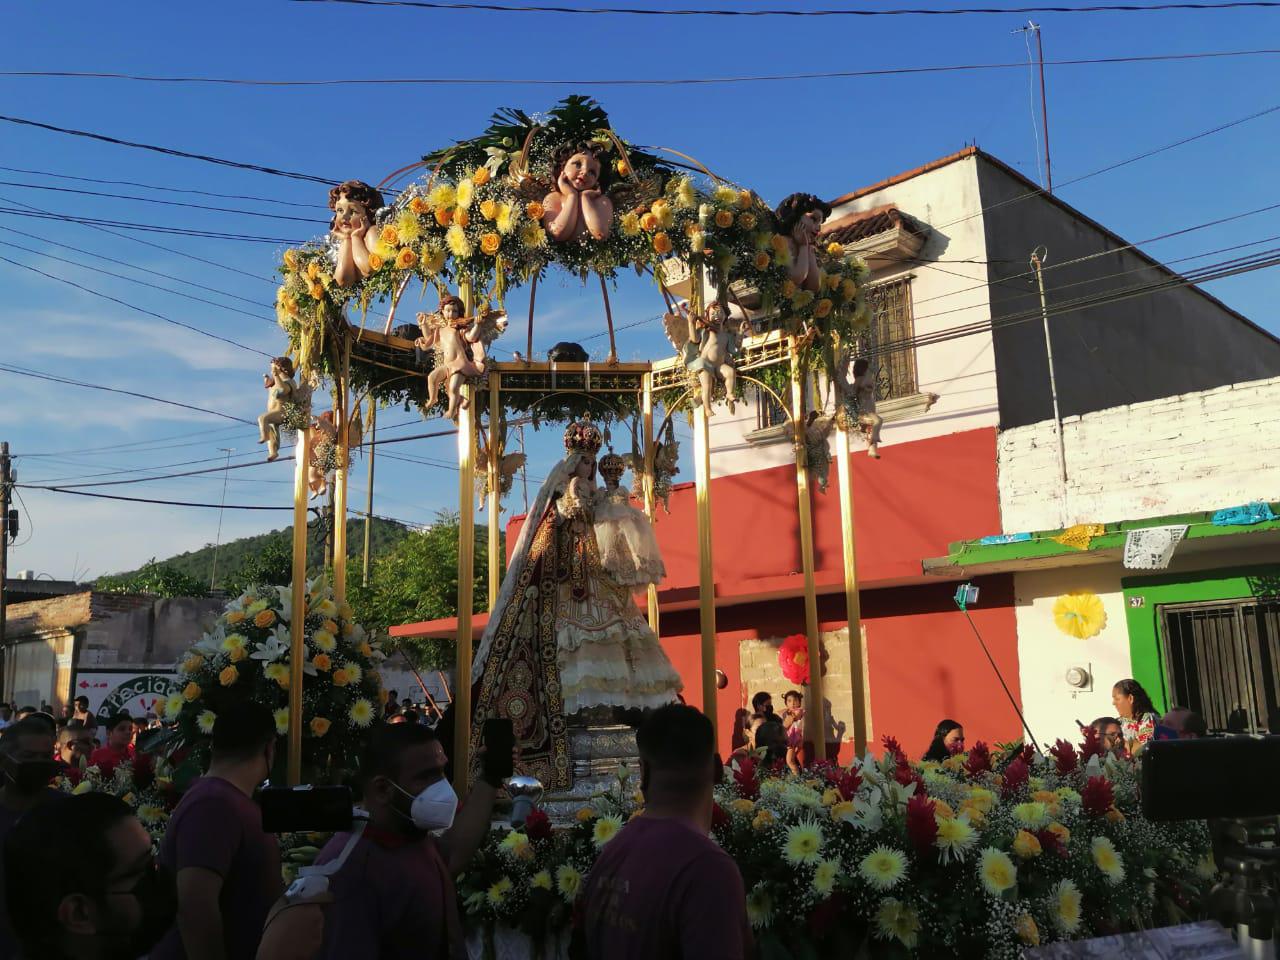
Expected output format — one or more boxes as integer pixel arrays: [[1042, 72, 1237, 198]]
[[5, 49, 1279, 86], [0, 363, 255, 425], [0, 114, 335, 184], [15, 425, 249, 460], [0, 236, 278, 326], [0, 207, 303, 244], [290, 0, 1280, 16], [0, 179, 325, 224], [0, 254, 273, 356], [0, 164, 318, 209]]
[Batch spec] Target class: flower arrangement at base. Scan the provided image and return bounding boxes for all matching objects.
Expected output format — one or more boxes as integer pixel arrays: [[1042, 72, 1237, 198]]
[[56, 759, 177, 845], [160, 575, 385, 779]]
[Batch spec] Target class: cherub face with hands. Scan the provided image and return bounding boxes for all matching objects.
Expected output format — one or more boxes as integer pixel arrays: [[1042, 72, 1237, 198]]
[[560, 151, 602, 193], [792, 208, 824, 245], [332, 196, 369, 235]]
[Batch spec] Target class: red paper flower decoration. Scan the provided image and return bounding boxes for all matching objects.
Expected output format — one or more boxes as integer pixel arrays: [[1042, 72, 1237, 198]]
[[778, 634, 811, 684]]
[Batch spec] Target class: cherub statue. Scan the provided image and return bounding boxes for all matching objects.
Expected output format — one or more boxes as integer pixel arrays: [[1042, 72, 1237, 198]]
[[652, 421, 680, 513], [849, 357, 883, 459], [414, 293, 508, 421], [328, 180, 385, 287], [258, 356, 298, 462], [774, 192, 833, 294], [595, 453, 666, 586], [306, 410, 339, 499], [476, 418, 527, 510], [663, 300, 750, 414], [804, 410, 834, 492], [541, 141, 615, 242]]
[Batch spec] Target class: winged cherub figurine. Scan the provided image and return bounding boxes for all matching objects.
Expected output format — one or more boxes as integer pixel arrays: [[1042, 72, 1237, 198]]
[[328, 180, 385, 287], [541, 141, 615, 242], [663, 299, 750, 414], [774, 192, 833, 294], [258, 356, 299, 462], [415, 292, 508, 421], [306, 409, 339, 499], [476, 416, 527, 510]]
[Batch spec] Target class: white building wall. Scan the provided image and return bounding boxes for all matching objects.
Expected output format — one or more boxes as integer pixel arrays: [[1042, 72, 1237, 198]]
[[707, 155, 1001, 478], [998, 375, 1280, 532]]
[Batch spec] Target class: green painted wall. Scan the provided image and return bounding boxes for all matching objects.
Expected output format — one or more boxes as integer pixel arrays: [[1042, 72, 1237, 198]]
[[1121, 564, 1280, 712]]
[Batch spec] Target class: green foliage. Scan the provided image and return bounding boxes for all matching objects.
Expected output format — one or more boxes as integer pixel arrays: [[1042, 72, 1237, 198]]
[[347, 511, 502, 670], [221, 536, 295, 597], [96, 559, 208, 598]]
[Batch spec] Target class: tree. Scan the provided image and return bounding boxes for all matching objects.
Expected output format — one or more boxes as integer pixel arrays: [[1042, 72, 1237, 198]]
[[348, 511, 501, 670], [96, 559, 208, 598], [222, 535, 294, 597]]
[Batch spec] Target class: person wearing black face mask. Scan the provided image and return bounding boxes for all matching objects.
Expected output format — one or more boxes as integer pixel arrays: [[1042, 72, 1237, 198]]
[[4, 793, 176, 960], [0, 718, 67, 960], [151, 701, 281, 960]]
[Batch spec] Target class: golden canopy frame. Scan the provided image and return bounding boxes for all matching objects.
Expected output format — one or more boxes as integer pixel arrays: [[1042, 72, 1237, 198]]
[[283, 306, 869, 788]]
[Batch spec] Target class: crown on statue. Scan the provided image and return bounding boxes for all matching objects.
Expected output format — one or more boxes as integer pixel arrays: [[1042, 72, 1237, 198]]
[[599, 452, 626, 477], [563, 420, 603, 455]]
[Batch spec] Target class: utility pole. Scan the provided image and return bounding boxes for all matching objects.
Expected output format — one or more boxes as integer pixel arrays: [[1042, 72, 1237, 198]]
[[1, 443, 14, 680], [209, 447, 234, 591], [1014, 21, 1053, 193], [1031, 249, 1069, 523], [362, 403, 376, 587]]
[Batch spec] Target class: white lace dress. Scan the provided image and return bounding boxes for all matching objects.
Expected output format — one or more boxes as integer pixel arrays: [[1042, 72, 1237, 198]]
[[593, 484, 667, 587]]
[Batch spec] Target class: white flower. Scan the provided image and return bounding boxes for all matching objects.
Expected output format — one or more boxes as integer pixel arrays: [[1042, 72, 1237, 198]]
[[250, 632, 290, 663]]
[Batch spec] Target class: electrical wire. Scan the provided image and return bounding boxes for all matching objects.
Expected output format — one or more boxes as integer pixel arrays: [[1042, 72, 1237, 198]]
[[0, 207, 303, 244], [0, 114, 335, 184], [0, 255, 273, 357], [290, 0, 1280, 16], [0, 236, 278, 327], [0, 164, 318, 209], [0, 180, 324, 225], [0, 363, 255, 424], [5, 49, 1280, 86]]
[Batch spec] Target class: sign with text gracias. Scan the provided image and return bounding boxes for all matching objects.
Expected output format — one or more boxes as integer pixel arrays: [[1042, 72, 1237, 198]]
[[75, 672, 180, 721]]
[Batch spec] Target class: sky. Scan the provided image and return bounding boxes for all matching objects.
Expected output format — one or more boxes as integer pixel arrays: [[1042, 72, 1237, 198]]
[[1, 0, 1277, 581]]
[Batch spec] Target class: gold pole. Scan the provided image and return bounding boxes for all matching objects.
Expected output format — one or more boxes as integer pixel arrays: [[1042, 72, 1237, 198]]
[[834, 419, 867, 756], [333, 334, 351, 606], [362, 402, 376, 587], [287, 427, 310, 786], [790, 340, 825, 758], [453, 280, 476, 792], [693, 401, 717, 742], [642, 373, 659, 633], [487, 373, 500, 611]]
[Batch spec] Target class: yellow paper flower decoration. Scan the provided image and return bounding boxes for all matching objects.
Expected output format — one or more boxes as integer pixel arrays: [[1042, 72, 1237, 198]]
[[1053, 590, 1107, 638]]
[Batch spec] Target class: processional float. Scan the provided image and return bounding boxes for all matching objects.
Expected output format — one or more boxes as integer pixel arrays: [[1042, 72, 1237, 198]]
[[267, 97, 875, 790]]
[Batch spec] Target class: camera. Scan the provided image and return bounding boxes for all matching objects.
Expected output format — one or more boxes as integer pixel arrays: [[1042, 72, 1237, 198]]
[[259, 784, 355, 834]]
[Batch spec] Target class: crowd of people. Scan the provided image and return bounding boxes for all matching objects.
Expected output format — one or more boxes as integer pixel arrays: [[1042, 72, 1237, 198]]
[[0, 674, 1224, 960]]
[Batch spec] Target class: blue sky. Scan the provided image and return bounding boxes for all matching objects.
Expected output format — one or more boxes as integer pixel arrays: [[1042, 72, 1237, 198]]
[[2, 1, 1277, 580]]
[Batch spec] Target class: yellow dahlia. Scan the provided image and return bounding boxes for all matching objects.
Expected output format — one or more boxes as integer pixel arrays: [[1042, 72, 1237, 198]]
[[349, 699, 374, 728], [935, 815, 978, 863], [164, 694, 185, 719], [592, 814, 623, 848], [979, 847, 1017, 895], [859, 846, 907, 890], [874, 899, 920, 949], [495, 203, 515, 235], [197, 710, 217, 735], [264, 663, 289, 688], [745, 886, 774, 929], [1013, 801, 1049, 829], [1091, 835, 1125, 883], [273, 708, 289, 736], [812, 858, 839, 896], [486, 876, 512, 906], [555, 865, 582, 902], [1051, 878, 1083, 933], [455, 178, 474, 209], [783, 821, 823, 866], [530, 870, 552, 890]]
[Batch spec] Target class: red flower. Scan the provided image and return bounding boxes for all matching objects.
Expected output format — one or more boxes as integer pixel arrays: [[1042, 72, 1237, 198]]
[[963, 741, 992, 776], [778, 634, 811, 685], [1049, 739, 1078, 775], [1001, 756, 1029, 799], [881, 735, 906, 764], [732, 756, 760, 800], [524, 808, 552, 841], [1019, 744, 1036, 766], [1036, 828, 1068, 858], [1079, 725, 1104, 764], [835, 768, 862, 801], [1082, 775, 1115, 817], [905, 793, 938, 855], [893, 757, 923, 795], [711, 802, 730, 830]]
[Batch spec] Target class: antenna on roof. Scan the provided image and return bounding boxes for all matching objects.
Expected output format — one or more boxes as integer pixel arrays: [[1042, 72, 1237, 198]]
[[1013, 21, 1053, 193]]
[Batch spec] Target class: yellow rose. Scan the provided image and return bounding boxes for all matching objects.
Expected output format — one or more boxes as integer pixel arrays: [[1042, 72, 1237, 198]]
[[931, 798, 955, 819], [454, 209, 470, 228], [752, 809, 775, 831], [480, 233, 501, 256], [814, 298, 833, 318], [650, 199, 673, 228], [714, 209, 734, 229], [310, 717, 331, 737], [730, 798, 755, 815], [479, 199, 499, 221], [359, 642, 373, 657], [225, 611, 246, 626], [1106, 806, 1125, 823], [182, 682, 201, 702], [379, 225, 399, 248], [615, 159, 631, 177], [639, 212, 658, 233], [827, 241, 844, 256], [652, 232, 672, 255], [332, 669, 350, 687], [367, 252, 384, 272], [1013, 829, 1042, 858], [753, 251, 770, 271], [253, 609, 276, 629], [737, 190, 753, 209], [312, 653, 332, 672], [739, 212, 757, 231], [283, 249, 300, 271], [1047, 822, 1070, 845], [218, 666, 238, 687], [575, 807, 596, 823], [472, 166, 492, 186], [1015, 914, 1040, 946], [434, 208, 453, 227], [228, 646, 247, 663], [308, 283, 324, 300], [395, 247, 418, 270], [181, 654, 204, 674], [526, 201, 545, 221], [306, 260, 321, 281], [409, 196, 430, 215]]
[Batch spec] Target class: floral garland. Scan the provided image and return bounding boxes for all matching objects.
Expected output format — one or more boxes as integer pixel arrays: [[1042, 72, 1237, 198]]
[[158, 575, 386, 778], [454, 731, 1211, 959], [274, 97, 871, 406]]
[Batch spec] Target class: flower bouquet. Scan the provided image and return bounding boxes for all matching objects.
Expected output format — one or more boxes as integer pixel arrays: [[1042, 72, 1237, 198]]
[[57, 758, 178, 845]]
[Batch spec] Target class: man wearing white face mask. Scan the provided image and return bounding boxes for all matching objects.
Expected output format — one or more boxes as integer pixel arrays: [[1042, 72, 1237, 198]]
[[311, 722, 504, 959]]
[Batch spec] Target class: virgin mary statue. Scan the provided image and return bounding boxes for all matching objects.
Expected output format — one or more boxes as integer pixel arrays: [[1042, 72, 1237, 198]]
[[469, 420, 683, 789]]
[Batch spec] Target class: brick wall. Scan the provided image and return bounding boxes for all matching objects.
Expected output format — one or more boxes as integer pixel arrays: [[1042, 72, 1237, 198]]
[[736, 626, 872, 752], [998, 375, 1280, 531]]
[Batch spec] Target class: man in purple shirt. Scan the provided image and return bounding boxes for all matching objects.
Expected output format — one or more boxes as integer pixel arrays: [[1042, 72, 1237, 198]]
[[580, 704, 752, 960], [152, 701, 281, 960]]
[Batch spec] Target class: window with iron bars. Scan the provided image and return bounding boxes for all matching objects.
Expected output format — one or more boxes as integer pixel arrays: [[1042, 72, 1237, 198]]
[[863, 276, 919, 401]]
